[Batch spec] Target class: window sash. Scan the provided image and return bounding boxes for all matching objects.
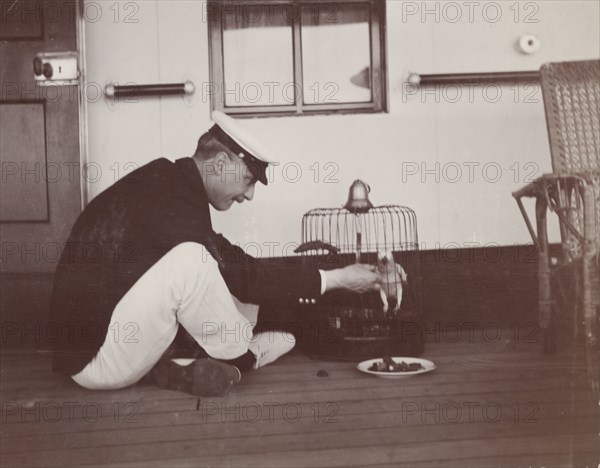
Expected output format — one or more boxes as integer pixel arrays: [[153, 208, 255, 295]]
[[208, 0, 387, 116]]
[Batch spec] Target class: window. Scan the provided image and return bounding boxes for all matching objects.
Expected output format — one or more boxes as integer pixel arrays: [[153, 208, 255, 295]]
[[207, 0, 387, 116]]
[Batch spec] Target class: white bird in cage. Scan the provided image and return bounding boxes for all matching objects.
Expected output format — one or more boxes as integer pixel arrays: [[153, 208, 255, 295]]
[[376, 250, 408, 315]]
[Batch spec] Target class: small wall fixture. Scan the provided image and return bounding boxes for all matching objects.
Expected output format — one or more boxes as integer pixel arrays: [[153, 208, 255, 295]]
[[518, 34, 541, 54]]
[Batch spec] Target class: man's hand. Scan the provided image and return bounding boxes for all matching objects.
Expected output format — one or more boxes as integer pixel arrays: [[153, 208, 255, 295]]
[[324, 263, 382, 294]]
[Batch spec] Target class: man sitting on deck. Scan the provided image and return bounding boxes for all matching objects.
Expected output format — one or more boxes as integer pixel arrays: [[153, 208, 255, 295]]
[[48, 111, 382, 396]]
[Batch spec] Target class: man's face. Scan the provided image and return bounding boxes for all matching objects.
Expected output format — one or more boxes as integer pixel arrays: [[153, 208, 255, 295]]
[[205, 152, 257, 211]]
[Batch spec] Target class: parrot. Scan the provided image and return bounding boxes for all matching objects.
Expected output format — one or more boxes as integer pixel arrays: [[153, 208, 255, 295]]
[[376, 250, 408, 315]]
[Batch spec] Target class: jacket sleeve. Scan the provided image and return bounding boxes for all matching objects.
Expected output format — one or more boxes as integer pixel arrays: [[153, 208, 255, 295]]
[[209, 232, 323, 307], [151, 206, 322, 308]]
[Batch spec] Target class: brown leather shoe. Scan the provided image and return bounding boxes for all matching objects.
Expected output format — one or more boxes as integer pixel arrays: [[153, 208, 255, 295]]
[[152, 358, 241, 396]]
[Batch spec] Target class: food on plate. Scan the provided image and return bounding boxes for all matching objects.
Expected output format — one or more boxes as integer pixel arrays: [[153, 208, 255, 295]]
[[368, 356, 424, 373]]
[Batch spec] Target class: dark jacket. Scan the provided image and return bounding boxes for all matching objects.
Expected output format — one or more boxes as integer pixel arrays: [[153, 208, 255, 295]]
[[49, 157, 321, 374]]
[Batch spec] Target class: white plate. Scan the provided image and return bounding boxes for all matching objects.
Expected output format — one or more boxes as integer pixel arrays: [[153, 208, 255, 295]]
[[356, 357, 436, 379]]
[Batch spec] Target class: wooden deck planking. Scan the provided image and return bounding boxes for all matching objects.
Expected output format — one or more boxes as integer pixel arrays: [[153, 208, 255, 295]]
[[100, 435, 599, 468], [2, 424, 598, 467], [1, 375, 588, 436], [1, 339, 596, 467], [1, 385, 593, 446]]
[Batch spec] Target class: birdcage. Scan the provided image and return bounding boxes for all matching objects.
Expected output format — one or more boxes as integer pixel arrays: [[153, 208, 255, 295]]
[[295, 180, 424, 360]]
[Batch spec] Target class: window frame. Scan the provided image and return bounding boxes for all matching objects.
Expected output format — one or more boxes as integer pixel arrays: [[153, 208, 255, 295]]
[[207, 0, 388, 117]]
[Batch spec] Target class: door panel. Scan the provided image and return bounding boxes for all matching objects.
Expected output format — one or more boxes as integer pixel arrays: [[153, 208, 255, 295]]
[[0, 102, 49, 221], [0, 0, 44, 40], [0, 0, 81, 275]]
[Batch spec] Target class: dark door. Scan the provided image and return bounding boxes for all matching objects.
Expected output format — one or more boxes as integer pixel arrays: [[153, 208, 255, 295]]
[[1, 0, 82, 347]]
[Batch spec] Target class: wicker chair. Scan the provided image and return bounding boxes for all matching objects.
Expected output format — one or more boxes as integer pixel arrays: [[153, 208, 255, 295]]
[[513, 59, 599, 390]]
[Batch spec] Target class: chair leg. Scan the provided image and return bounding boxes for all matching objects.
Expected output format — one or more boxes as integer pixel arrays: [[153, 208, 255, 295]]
[[535, 196, 555, 353], [581, 188, 599, 391]]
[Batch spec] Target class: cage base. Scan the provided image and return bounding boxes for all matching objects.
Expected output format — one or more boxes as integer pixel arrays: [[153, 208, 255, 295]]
[[299, 318, 425, 361]]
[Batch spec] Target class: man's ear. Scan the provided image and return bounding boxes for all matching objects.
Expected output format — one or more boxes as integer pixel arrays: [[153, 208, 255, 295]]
[[213, 151, 230, 176]]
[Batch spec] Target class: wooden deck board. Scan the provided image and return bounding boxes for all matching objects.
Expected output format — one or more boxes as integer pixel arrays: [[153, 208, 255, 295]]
[[1, 339, 596, 467]]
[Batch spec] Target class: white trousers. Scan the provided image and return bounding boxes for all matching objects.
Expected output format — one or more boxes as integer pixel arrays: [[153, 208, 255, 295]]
[[72, 242, 259, 390]]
